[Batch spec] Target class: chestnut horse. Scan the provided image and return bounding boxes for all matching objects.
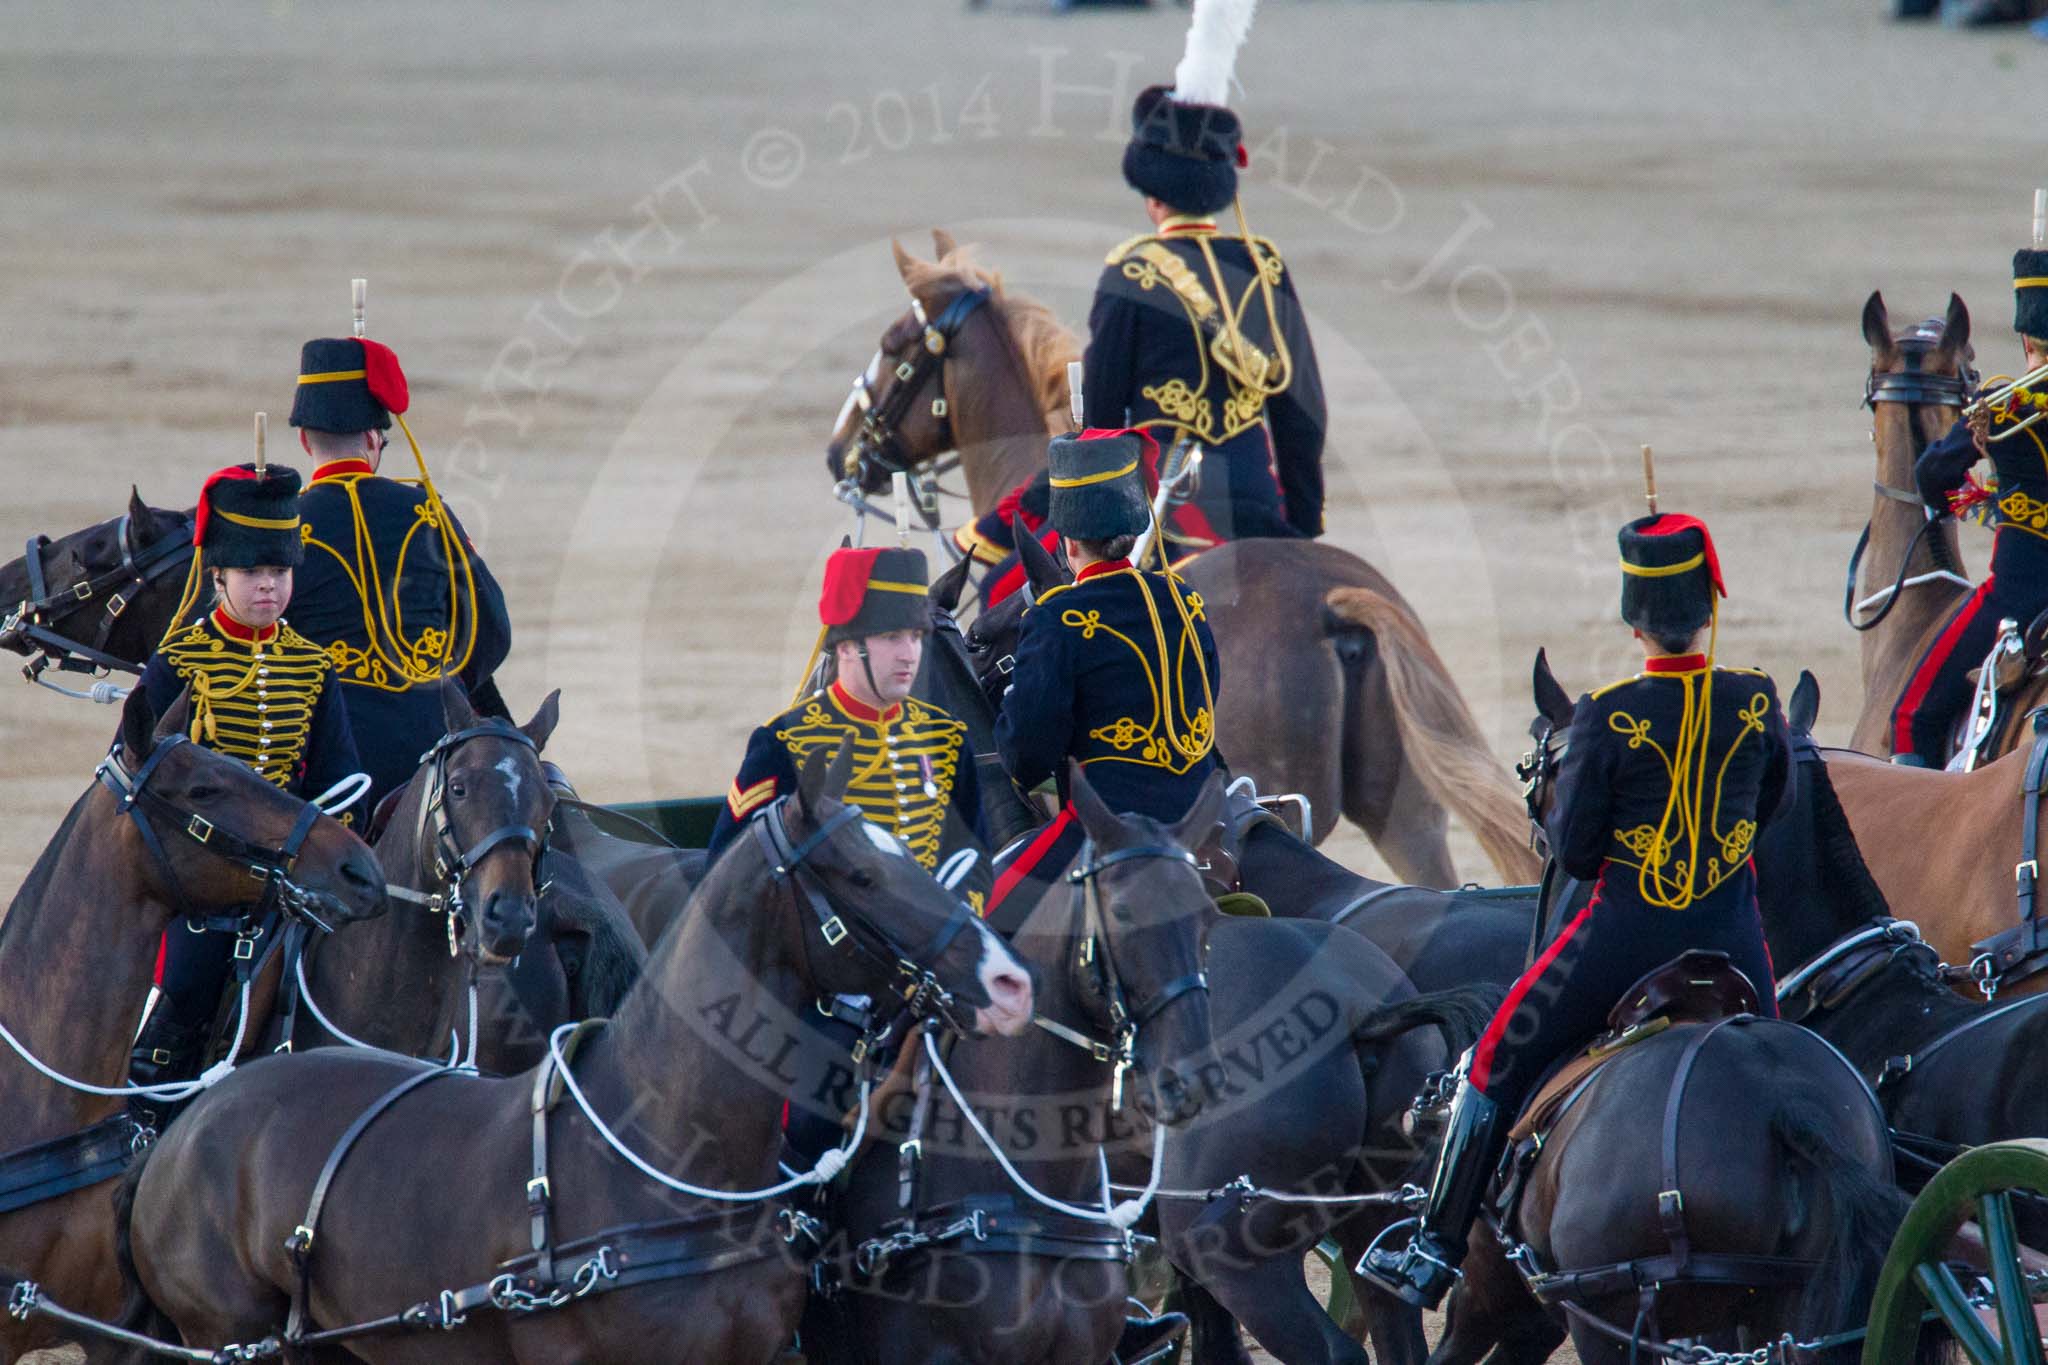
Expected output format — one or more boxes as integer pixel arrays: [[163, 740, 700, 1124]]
[[823, 234, 1537, 887], [118, 744, 1032, 1365], [0, 686, 384, 1362]]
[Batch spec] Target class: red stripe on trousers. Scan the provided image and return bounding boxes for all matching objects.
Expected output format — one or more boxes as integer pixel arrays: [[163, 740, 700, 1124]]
[[1469, 878, 1604, 1095], [1893, 574, 1995, 755], [985, 806, 1076, 916]]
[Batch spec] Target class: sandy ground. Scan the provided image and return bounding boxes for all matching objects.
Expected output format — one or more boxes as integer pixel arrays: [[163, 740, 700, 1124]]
[[3, 0, 2042, 1358]]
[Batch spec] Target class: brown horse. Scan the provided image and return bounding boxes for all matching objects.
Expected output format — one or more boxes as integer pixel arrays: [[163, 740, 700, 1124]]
[[1846, 291, 1985, 756], [119, 743, 1033, 1365], [0, 685, 383, 1363], [823, 235, 1537, 887], [831, 770, 1227, 1365]]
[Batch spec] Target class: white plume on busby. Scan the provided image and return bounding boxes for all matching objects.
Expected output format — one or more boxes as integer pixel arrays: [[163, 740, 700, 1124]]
[[1172, 0, 1258, 106]]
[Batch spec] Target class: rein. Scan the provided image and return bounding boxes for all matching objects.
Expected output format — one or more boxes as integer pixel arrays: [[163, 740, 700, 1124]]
[[1, 513, 195, 694]]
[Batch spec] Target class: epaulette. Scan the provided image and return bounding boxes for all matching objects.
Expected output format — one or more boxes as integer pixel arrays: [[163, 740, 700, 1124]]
[[1105, 232, 1162, 267], [1032, 581, 1079, 607], [160, 618, 212, 651], [764, 690, 825, 727], [1587, 676, 1638, 702], [1245, 234, 1284, 268], [274, 621, 332, 661], [1716, 664, 1770, 680]]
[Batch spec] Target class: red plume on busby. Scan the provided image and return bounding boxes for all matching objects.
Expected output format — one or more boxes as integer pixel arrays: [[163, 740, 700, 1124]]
[[290, 336, 409, 433]]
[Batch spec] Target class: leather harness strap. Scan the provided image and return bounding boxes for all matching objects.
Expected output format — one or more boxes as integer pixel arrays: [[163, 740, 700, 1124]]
[[1968, 706, 2048, 993], [4, 514, 195, 680], [0, 1116, 136, 1215]]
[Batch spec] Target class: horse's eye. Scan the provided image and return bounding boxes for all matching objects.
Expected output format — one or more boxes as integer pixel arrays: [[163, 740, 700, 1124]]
[[848, 868, 875, 890], [447, 781, 468, 800], [186, 784, 222, 802]]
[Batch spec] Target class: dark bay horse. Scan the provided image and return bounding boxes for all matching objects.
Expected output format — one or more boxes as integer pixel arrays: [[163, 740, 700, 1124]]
[[119, 743, 1034, 1364], [823, 235, 1539, 888], [0, 490, 198, 691], [830, 767, 1227, 1365], [0, 686, 383, 1362], [1846, 292, 1983, 756], [247, 681, 572, 1073]]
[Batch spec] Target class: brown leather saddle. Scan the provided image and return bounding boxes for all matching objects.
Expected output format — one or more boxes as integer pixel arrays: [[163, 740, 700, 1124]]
[[1193, 788, 1307, 899], [1509, 951, 1759, 1142]]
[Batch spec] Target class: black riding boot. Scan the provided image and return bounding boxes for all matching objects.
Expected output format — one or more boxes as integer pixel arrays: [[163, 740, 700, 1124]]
[[1358, 1081, 1506, 1310], [1113, 1303, 1188, 1364], [126, 1012, 209, 1140]]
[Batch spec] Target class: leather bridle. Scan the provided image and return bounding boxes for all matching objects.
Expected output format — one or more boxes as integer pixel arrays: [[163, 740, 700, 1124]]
[[751, 796, 983, 1037], [1, 512, 195, 683], [1517, 722, 1568, 836], [836, 286, 992, 494], [390, 722, 552, 957], [1847, 330, 1979, 632], [95, 733, 337, 940], [1031, 839, 1210, 1110]]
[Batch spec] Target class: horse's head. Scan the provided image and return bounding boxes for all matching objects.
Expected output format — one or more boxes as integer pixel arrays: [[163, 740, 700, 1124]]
[[107, 685, 386, 932], [1862, 291, 1976, 486], [826, 231, 1077, 501], [406, 681, 562, 966], [0, 489, 197, 669], [1061, 763, 1227, 1128], [769, 739, 1033, 1037], [1519, 647, 1577, 851]]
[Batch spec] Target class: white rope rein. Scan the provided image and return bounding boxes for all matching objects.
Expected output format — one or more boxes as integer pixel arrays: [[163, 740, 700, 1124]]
[[545, 1020, 869, 1202], [922, 1027, 1165, 1231], [294, 952, 466, 1067], [0, 983, 251, 1101]]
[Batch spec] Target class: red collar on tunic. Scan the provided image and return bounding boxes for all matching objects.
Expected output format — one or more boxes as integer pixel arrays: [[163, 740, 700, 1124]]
[[1075, 558, 1132, 583], [829, 680, 902, 725], [1643, 653, 1707, 674], [211, 606, 279, 645], [311, 458, 376, 481]]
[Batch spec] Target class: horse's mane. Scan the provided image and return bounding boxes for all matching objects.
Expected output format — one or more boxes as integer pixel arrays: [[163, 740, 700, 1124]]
[[0, 786, 95, 950], [902, 247, 1081, 428]]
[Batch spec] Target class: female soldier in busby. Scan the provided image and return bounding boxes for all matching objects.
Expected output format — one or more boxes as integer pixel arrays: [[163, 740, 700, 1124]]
[[124, 462, 362, 1135], [1897, 248, 2048, 765], [1362, 513, 1791, 1309]]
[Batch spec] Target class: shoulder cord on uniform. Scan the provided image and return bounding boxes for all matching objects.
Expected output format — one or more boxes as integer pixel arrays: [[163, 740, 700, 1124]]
[[1636, 605, 1718, 911], [1217, 197, 1292, 398], [155, 554, 208, 654], [1131, 524, 1215, 764], [303, 416, 480, 692]]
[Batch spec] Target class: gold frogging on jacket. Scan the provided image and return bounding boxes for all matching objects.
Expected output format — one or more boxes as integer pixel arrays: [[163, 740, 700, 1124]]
[[771, 694, 966, 870], [1042, 566, 1216, 776], [156, 618, 333, 790]]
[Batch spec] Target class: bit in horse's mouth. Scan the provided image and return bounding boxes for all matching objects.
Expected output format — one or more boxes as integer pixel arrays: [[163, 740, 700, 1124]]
[[476, 946, 515, 969]]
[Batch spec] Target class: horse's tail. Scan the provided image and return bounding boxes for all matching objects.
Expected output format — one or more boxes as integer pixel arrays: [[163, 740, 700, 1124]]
[[1322, 587, 1541, 885], [1771, 1101, 1936, 1365], [111, 1140, 181, 1361], [1351, 984, 1507, 1058]]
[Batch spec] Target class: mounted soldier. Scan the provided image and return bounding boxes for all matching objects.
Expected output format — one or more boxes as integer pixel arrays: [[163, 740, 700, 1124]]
[[289, 325, 513, 810], [1895, 246, 2048, 767], [125, 460, 364, 1135], [986, 428, 1223, 920], [1362, 511, 1791, 1309], [707, 545, 990, 908], [957, 0, 1324, 596]]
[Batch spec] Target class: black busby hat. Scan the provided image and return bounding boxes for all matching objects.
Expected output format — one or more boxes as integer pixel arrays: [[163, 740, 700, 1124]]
[[1618, 514, 1725, 640], [2015, 250, 2048, 341], [1123, 85, 1245, 216], [289, 337, 410, 433], [195, 463, 304, 570], [1048, 429, 1155, 541], [820, 546, 930, 645]]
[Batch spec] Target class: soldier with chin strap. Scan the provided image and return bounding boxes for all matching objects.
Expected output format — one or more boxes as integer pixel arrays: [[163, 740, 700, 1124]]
[[1361, 511, 1792, 1310], [124, 460, 363, 1136]]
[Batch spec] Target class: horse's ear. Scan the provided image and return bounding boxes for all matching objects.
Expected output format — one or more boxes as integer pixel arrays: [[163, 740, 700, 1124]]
[[1938, 292, 1972, 365], [441, 677, 478, 731], [152, 685, 193, 745], [1014, 521, 1070, 595], [1789, 670, 1821, 737], [794, 744, 832, 822], [931, 553, 973, 613], [1861, 291, 1894, 359], [1532, 648, 1574, 729], [891, 238, 923, 285], [127, 486, 156, 541], [931, 228, 959, 260], [520, 689, 562, 753], [1068, 760, 1121, 846], [119, 684, 160, 762], [1170, 769, 1229, 852]]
